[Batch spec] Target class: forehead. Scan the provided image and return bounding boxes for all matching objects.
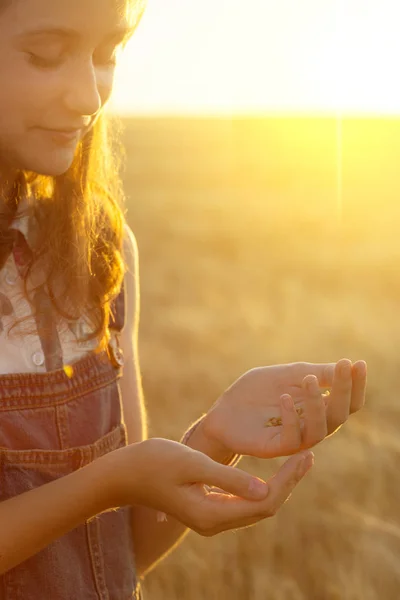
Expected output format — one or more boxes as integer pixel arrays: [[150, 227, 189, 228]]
[[7, 0, 138, 38]]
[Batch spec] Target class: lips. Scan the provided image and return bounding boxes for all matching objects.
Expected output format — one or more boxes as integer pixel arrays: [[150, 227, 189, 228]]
[[52, 129, 79, 136], [39, 128, 81, 144]]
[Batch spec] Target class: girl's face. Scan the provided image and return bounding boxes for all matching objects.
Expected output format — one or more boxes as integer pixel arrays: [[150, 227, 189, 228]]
[[0, 0, 134, 178]]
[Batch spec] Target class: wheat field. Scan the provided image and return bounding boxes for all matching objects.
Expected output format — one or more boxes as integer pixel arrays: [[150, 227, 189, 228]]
[[120, 116, 400, 600]]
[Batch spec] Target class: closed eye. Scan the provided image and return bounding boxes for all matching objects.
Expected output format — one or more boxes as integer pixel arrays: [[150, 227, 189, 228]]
[[27, 53, 63, 69], [27, 44, 122, 69]]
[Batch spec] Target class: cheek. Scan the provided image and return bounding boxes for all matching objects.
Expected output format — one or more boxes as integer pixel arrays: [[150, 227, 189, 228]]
[[0, 59, 56, 119], [96, 68, 117, 105], [17, 64, 116, 111], [0, 54, 116, 131]]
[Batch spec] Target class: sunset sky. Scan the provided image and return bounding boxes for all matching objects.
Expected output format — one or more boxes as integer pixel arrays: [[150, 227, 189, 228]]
[[109, 0, 400, 116]]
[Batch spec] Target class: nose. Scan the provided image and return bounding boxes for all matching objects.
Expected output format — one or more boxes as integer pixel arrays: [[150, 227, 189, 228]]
[[63, 59, 102, 117]]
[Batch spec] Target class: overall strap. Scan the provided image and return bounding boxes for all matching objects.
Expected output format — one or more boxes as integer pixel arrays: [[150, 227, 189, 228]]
[[107, 279, 126, 368]]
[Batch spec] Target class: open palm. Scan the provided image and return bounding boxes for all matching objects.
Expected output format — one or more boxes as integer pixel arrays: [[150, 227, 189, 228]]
[[200, 359, 367, 458]]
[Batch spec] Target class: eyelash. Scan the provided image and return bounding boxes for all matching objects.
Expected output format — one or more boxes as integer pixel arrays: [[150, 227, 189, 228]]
[[27, 49, 119, 69], [28, 54, 61, 69]]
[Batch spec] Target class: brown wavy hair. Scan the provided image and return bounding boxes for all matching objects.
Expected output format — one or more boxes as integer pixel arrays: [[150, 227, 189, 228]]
[[0, 0, 146, 355]]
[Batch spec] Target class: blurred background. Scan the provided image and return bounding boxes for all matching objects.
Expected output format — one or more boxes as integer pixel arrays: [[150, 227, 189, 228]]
[[108, 1, 400, 598]]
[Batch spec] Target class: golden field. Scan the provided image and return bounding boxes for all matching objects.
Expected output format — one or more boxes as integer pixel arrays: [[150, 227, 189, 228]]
[[120, 116, 400, 600]]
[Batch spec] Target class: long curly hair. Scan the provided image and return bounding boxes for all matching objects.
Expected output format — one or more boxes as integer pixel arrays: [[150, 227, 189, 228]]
[[0, 0, 146, 354]]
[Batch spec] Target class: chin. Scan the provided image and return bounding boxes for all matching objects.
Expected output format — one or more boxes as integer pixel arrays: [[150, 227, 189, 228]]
[[22, 150, 77, 178]]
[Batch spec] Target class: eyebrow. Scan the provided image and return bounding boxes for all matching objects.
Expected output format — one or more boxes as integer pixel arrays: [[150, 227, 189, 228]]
[[18, 24, 136, 44]]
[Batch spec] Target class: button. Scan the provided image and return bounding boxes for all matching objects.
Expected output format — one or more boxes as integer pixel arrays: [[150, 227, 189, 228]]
[[108, 339, 124, 367], [32, 351, 45, 367], [5, 270, 18, 286], [113, 347, 124, 367]]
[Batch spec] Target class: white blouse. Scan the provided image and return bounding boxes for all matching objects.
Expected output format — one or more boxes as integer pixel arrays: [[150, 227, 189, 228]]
[[0, 197, 121, 375]]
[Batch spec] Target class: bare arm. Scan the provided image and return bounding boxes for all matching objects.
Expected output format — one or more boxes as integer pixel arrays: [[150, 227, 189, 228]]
[[0, 455, 115, 575]]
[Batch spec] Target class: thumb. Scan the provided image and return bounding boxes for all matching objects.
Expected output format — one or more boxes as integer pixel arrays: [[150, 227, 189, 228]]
[[196, 455, 269, 501], [264, 450, 315, 510]]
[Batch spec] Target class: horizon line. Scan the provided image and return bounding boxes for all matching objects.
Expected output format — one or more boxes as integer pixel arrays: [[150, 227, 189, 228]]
[[109, 109, 400, 119]]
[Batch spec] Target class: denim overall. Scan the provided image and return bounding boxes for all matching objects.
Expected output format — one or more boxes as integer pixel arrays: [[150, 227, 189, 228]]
[[0, 233, 141, 599]]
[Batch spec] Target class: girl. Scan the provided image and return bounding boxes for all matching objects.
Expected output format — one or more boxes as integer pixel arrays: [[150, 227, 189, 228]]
[[0, 0, 367, 598]]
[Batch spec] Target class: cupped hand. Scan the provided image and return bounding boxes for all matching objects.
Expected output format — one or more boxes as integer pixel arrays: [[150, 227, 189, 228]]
[[104, 437, 315, 536], [199, 359, 367, 459]]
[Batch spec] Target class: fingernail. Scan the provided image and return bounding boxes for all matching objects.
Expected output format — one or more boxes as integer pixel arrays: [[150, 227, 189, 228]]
[[298, 453, 314, 477], [296, 456, 307, 476], [248, 478, 269, 498], [355, 361, 366, 377], [282, 394, 294, 411], [307, 376, 318, 390], [340, 361, 351, 376]]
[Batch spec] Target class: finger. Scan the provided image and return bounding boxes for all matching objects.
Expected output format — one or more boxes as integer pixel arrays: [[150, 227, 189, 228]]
[[261, 450, 314, 511], [326, 359, 352, 433], [350, 360, 367, 414], [193, 455, 270, 502], [301, 375, 327, 447], [225, 451, 315, 531], [278, 394, 302, 454], [322, 391, 331, 406], [286, 385, 310, 399], [292, 362, 336, 387], [288, 386, 331, 401], [204, 451, 315, 531]]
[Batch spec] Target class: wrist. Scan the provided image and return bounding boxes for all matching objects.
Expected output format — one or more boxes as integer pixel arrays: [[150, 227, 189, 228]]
[[181, 414, 241, 466], [86, 452, 126, 512], [95, 442, 143, 509]]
